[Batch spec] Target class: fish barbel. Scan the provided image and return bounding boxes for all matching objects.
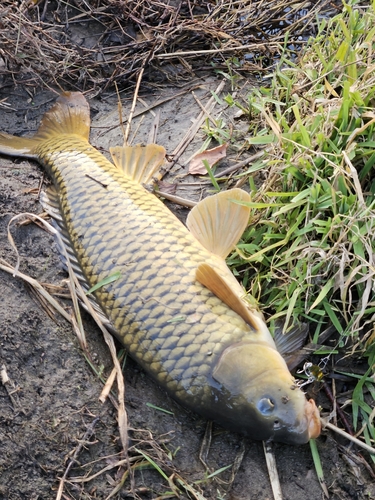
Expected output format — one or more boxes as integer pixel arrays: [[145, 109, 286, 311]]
[[0, 92, 321, 444]]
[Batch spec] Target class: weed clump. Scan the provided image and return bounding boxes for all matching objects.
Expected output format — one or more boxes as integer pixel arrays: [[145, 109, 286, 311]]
[[221, 0, 375, 451], [0, 0, 334, 94]]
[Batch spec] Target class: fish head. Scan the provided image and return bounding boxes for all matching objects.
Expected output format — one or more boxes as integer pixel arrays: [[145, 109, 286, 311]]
[[212, 342, 321, 444]]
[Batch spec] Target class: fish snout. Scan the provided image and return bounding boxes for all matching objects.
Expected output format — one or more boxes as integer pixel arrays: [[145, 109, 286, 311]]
[[306, 398, 321, 439]]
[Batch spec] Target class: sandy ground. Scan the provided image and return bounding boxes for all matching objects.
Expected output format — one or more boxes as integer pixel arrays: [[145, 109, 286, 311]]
[[0, 83, 374, 500]]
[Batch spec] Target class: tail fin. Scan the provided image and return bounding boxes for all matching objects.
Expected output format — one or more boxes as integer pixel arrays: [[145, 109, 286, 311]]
[[0, 92, 90, 158], [0, 132, 39, 158]]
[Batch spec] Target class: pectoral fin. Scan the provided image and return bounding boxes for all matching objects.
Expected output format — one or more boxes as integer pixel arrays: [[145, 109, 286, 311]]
[[273, 321, 309, 357], [186, 188, 251, 258], [196, 263, 258, 330], [110, 144, 166, 184], [272, 322, 315, 370]]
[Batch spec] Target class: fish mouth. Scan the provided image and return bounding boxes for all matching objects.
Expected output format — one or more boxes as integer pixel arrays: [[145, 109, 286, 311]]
[[306, 398, 321, 439]]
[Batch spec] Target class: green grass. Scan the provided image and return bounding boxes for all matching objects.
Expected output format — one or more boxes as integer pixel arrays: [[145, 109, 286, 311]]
[[216, 0, 375, 447]]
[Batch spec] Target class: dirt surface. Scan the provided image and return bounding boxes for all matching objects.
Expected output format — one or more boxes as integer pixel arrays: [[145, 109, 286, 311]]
[[0, 83, 374, 500]]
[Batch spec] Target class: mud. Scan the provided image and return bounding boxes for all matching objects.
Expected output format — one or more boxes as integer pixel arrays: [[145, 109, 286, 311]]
[[0, 84, 374, 500]]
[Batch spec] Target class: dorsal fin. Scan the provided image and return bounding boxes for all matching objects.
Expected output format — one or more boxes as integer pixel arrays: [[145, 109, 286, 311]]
[[110, 144, 166, 184], [186, 188, 250, 258], [0, 92, 90, 158], [196, 263, 258, 330]]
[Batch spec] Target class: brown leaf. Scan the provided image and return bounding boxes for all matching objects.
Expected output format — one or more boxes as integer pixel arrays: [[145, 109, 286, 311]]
[[189, 143, 227, 175], [157, 181, 177, 195]]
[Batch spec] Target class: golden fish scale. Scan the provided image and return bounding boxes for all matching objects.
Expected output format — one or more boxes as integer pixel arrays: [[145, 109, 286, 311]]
[[36, 135, 255, 413]]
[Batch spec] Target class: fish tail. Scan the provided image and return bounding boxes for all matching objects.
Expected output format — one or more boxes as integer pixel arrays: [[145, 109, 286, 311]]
[[0, 92, 90, 158]]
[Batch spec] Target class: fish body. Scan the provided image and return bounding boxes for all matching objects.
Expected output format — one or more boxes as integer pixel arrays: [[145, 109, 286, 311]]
[[0, 92, 320, 444]]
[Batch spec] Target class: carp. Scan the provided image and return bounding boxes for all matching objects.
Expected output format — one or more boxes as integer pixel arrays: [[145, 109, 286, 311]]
[[0, 92, 321, 444]]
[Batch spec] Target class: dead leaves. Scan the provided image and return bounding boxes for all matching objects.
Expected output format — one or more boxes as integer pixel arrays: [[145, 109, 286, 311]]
[[189, 143, 227, 175]]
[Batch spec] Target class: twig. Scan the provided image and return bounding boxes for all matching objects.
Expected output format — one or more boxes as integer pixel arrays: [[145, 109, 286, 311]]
[[0, 364, 24, 413], [157, 42, 282, 59], [97, 86, 199, 138], [0, 257, 71, 323], [114, 81, 126, 143], [167, 80, 225, 171], [124, 66, 145, 145], [263, 441, 283, 500], [199, 421, 213, 472], [322, 381, 353, 436], [56, 416, 101, 500], [154, 189, 197, 208], [147, 109, 160, 144], [215, 150, 266, 178], [323, 420, 375, 455]]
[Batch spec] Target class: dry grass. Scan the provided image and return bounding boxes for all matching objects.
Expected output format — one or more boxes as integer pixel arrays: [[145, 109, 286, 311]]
[[0, 0, 337, 95]]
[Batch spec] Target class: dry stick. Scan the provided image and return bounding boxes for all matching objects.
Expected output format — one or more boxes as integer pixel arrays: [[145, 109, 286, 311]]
[[323, 420, 375, 455], [156, 42, 282, 59], [0, 364, 24, 413], [154, 190, 197, 208], [199, 421, 213, 472], [322, 381, 353, 436], [263, 441, 283, 500], [123, 44, 157, 145], [114, 81, 126, 142], [63, 252, 129, 455], [123, 66, 145, 145], [215, 150, 266, 178], [55, 416, 101, 500], [97, 86, 201, 137], [100, 366, 117, 403], [68, 457, 132, 484], [48, 227, 131, 494], [167, 80, 226, 172], [138, 97, 156, 118], [337, 443, 375, 479], [192, 91, 218, 128], [228, 441, 246, 486], [147, 109, 160, 144], [0, 258, 71, 323], [129, 115, 145, 146]]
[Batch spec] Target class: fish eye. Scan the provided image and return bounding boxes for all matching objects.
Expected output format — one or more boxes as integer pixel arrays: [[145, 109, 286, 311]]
[[257, 397, 275, 415], [274, 419, 281, 429]]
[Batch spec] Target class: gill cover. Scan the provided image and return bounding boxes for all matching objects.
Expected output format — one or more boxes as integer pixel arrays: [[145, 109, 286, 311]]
[[212, 342, 321, 444]]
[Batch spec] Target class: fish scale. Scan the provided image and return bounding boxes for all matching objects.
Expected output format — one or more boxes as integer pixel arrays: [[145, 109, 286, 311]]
[[0, 92, 321, 443], [35, 135, 251, 407]]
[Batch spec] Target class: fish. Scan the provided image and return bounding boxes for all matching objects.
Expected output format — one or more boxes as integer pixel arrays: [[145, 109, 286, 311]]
[[0, 92, 321, 444]]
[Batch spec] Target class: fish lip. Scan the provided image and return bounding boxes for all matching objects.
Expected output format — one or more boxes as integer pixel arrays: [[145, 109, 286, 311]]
[[306, 398, 321, 439], [271, 398, 321, 445]]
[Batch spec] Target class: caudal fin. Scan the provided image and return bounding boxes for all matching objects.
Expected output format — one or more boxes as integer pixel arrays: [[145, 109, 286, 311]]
[[0, 92, 90, 158], [0, 132, 39, 158]]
